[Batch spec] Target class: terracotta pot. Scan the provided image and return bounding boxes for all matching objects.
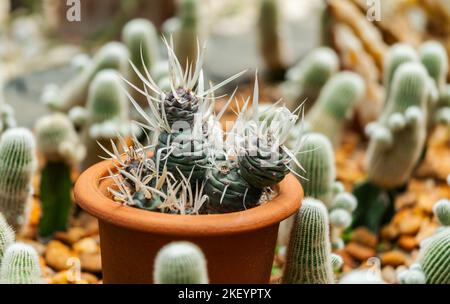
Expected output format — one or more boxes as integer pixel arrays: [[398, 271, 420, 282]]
[[74, 158, 303, 284]]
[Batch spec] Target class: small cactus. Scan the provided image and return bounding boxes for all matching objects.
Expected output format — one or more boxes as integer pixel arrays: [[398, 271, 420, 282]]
[[154, 241, 208, 284], [383, 43, 418, 96], [0, 128, 37, 232], [398, 264, 426, 284], [433, 199, 450, 227], [330, 253, 343, 273], [306, 71, 365, 146], [419, 41, 448, 91], [282, 198, 334, 284], [0, 213, 14, 261], [366, 62, 428, 189], [418, 229, 449, 284], [330, 192, 357, 212], [0, 242, 45, 284]]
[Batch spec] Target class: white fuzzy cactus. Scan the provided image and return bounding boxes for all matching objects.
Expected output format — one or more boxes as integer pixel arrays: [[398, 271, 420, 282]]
[[0, 212, 14, 262]]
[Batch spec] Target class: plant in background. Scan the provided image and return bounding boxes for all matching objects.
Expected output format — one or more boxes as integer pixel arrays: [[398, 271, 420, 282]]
[[0, 213, 14, 261], [35, 113, 85, 238], [153, 241, 208, 284], [0, 128, 37, 232], [282, 47, 339, 111], [305, 71, 365, 147], [417, 228, 449, 284], [0, 242, 45, 284], [282, 198, 334, 284], [433, 199, 450, 227], [329, 192, 357, 249], [46, 42, 130, 112], [0, 75, 17, 134]]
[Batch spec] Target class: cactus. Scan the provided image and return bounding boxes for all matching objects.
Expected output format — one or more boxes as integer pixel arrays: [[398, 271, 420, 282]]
[[49, 42, 130, 112], [330, 253, 343, 273], [433, 199, 450, 226], [154, 241, 208, 284], [284, 47, 339, 111], [80, 69, 131, 171], [330, 192, 357, 212], [258, 0, 285, 80], [419, 41, 448, 91], [0, 242, 45, 284], [282, 198, 334, 284], [173, 0, 200, 67], [398, 264, 426, 284], [338, 269, 386, 284], [0, 213, 14, 261], [35, 113, 85, 238], [122, 18, 160, 108], [0, 128, 37, 232], [366, 63, 428, 189], [418, 229, 450, 284], [306, 72, 365, 146], [0, 103, 16, 134]]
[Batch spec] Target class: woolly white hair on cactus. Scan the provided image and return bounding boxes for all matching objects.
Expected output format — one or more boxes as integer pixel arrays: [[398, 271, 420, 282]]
[[0, 212, 14, 261]]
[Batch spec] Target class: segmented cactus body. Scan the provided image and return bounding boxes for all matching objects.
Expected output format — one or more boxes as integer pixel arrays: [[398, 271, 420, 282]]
[[0, 213, 14, 261], [282, 198, 334, 284], [154, 241, 208, 284], [0, 243, 44, 284], [0, 128, 37, 232], [419, 229, 450, 284]]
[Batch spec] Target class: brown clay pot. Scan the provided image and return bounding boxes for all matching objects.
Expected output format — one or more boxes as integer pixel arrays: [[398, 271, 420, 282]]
[[74, 158, 303, 284]]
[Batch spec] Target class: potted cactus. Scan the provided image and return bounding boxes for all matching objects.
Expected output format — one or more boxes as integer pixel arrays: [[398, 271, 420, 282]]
[[75, 42, 303, 283]]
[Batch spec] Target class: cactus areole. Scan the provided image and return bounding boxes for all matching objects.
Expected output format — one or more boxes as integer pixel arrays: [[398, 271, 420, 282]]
[[74, 156, 303, 283]]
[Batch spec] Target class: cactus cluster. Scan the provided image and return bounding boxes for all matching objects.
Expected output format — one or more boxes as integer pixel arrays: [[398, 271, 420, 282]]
[[0, 242, 44, 284], [418, 228, 449, 284]]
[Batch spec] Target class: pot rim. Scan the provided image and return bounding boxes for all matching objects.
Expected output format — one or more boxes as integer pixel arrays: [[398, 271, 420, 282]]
[[74, 158, 303, 237]]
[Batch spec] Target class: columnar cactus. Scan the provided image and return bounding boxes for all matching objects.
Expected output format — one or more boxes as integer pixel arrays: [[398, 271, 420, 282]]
[[419, 41, 448, 91], [154, 241, 208, 284], [306, 72, 365, 146], [258, 0, 285, 80], [418, 229, 449, 284], [0, 128, 37, 232], [35, 113, 85, 238], [366, 62, 428, 189], [173, 0, 200, 67], [283, 47, 339, 111], [433, 199, 450, 226], [282, 198, 334, 284], [383, 43, 418, 96], [0, 213, 14, 261], [0, 242, 45, 284], [49, 42, 130, 112]]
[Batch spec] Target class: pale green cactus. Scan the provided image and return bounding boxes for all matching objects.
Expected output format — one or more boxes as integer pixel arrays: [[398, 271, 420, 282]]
[[0, 213, 14, 261], [0, 128, 37, 232], [306, 71, 365, 146], [330, 253, 343, 273], [0, 243, 45, 284], [330, 192, 357, 212], [433, 199, 450, 226], [418, 229, 449, 284], [398, 264, 426, 284], [282, 198, 334, 284], [383, 43, 418, 96], [154, 241, 208, 284], [366, 62, 428, 189], [419, 41, 448, 91]]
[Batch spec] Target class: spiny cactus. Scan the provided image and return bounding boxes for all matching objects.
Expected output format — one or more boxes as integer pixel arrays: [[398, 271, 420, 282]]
[[258, 0, 285, 80], [383, 43, 418, 96], [0, 242, 45, 284], [398, 264, 426, 284], [35, 113, 85, 238], [418, 228, 449, 284], [49, 42, 130, 112], [173, 0, 200, 67], [330, 253, 343, 273], [433, 199, 450, 226], [0, 128, 37, 232], [306, 71, 365, 146], [154, 241, 208, 284], [122, 18, 160, 108], [0, 213, 14, 261], [283, 47, 339, 111], [419, 41, 448, 91], [282, 198, 334, 284], [330, 191, 357, 212], [366, 62, 428, 189]]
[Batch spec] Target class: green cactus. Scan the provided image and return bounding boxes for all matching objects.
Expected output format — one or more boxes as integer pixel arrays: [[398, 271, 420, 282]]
[[366, 62, 428, 189], [0, 213, 14, 261], [282, 198, 334, 284], [419, 41, 448, 91], [35, 113, 85, 238], [419, 229, 450, 284], [50, 42, 130, 112], [330, 192, 357, 212], [154, 241, 208, 284], [284, 47, 339, 111], [330, 253, 343, 273], [258, 0, 285, 80], [398, 264, 426, 284], [173, 0, 200, 67], [433, 199, 450, 226], [0, 128, 37, 232], [306, 72, 365, 146], [0, 242, 45, 284]]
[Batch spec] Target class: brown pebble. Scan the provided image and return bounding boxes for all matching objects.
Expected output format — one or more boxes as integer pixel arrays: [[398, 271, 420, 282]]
[[380, 224, 399, 241], [381, 266, 397, 284], [398, 215, 422, 235], [345, 242, 376, 262], [380, 250, 407, 267], [79, 252, 102, 273], [54, 227, 87, 245], [397, 235, 417, 251], [351, 227, 378, 248], [45, 241, 77, 271]]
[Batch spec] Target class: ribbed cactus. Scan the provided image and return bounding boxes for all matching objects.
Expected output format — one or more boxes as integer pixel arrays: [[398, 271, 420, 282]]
[[154, 241, 208, 284], [419, 229, 449, 284], [258, 0, 285, 80], [419, 41, 448, 91], [282, 198, 334, 284], [173, 0, 200, 67], [306, 72, 365, 146], [366, 63, 428, 189], [0, 128, 37, 232], [383, 43, 418, 96], [433, 199, 450, 226], [0, 242, 45, 284], [122, 18, 160, 108], [50, 42, 130, 112], [0, 213, 14, 261], [80, 69, 130, 171], [35, 113, 85, 238], [330, 253, 343, 273], [284, 47, 339, 111]]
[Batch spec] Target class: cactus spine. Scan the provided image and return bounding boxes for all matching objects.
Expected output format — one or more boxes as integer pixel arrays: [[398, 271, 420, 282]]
[[282, 198, 334, 284], [419, 229, 450, 284], [366, 63, 428, 189], [0, 213, 14, 261], [35, 113, 85, 238], [154, 241, 208, 284], [0, 128, 37, 232], [306, 72, 365, 146], [0, 242, 44, 284]]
